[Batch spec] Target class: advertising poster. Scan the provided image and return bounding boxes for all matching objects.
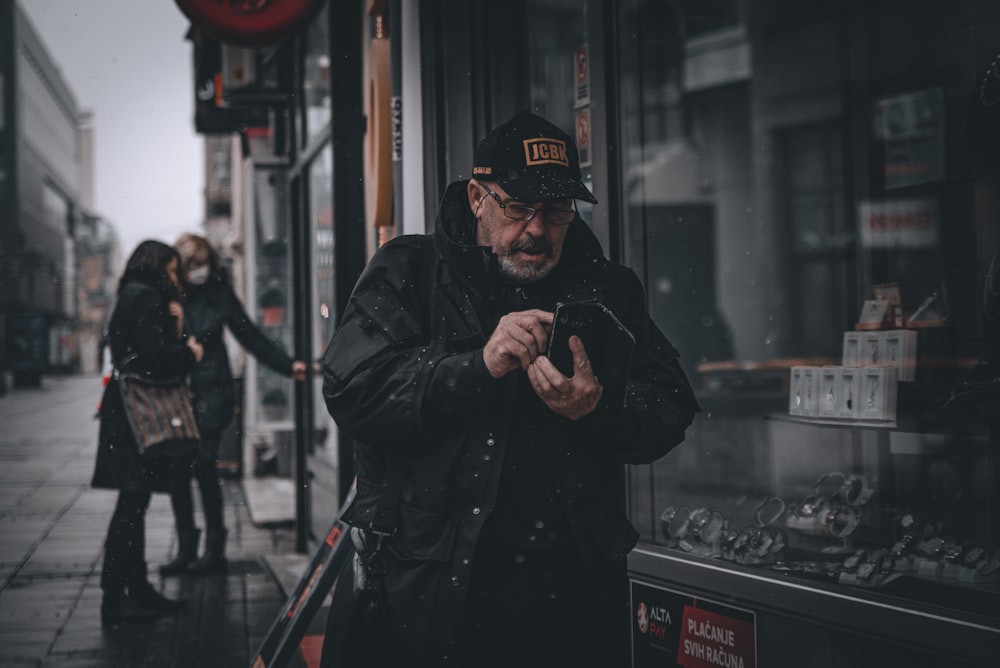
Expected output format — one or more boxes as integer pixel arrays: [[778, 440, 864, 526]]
[[576, 107, 592, 168], [631, 580, 756, 668], [574, 43, 590, 107], [873, 87, 945, 190]]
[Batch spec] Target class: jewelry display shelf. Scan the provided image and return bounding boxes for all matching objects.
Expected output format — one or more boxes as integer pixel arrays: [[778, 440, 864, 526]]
[[769, 413, 897, 430], [771, 384, 994, 438]]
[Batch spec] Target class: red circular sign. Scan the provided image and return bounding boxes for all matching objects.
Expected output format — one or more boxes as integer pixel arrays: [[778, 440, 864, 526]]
[[175, 0, 324, 47]]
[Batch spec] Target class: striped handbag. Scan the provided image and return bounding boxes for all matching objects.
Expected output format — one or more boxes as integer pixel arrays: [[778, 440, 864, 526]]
[[115, 370, 200, 457]]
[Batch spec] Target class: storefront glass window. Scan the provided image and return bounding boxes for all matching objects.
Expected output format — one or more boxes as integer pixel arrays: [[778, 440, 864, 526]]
[[617, 0, 998, 638], [309, 143, 335, 456], [303, 3, 331, 145], [251, 168, 294, 427], [526, 0, 594, 222], [42, 183, 69, 233], [311, 144, 335, 363]]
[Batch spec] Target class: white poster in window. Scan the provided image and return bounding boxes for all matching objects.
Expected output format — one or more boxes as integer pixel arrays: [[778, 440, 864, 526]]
[[576, 107, 592, 168], [858, 199, 939, 249], [574, 43, 590, 108], [873, 87, 945, 189]]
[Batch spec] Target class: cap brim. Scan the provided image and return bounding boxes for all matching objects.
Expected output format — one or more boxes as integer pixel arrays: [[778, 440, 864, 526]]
[[497, 172, 598, 205]]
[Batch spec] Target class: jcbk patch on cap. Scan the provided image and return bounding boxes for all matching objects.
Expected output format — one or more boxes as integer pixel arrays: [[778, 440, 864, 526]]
[[472, 109, 598, 204]]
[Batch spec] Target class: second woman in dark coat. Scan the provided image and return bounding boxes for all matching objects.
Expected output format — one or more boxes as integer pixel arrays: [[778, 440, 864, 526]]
[[160, 233, 306, 575]]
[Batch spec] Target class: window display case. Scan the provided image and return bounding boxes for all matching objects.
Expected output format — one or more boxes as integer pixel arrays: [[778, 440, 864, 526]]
[[612, 1, 1000, 666], [628, 402, 998, 665]]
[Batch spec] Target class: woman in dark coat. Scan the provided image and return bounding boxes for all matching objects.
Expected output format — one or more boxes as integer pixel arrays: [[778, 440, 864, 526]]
[[159, 233, 306, 575], [93, 240, 205, 625]]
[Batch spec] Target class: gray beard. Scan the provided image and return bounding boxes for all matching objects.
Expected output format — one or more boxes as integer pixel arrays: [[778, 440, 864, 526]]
[[498, 255, 556, 284]]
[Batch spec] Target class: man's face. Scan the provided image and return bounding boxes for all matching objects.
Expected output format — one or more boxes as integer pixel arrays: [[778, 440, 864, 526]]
[[468, 180, 573, 284]]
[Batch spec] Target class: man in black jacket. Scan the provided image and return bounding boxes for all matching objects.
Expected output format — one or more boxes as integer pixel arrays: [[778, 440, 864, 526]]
[[321, 110, 699, 666]]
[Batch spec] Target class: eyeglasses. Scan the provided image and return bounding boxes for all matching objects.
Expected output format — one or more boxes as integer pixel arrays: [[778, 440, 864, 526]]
[[480, 186, 576, 226]]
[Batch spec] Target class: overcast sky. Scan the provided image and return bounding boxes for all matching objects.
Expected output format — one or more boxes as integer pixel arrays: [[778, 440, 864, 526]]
[[19, 0, 204, 258]]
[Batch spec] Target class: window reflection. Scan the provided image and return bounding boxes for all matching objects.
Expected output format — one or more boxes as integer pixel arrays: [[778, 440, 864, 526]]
[[303, 3, 331, 144], [311, 145, 335, 351], [252, 169, 293, 425], [617, 1, 997, 619], [526, 0, 594, 222]]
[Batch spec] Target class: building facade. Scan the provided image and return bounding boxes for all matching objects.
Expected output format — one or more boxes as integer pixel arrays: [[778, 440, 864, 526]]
[[187, 0, 999, 662], [0, 2, 117, 388]]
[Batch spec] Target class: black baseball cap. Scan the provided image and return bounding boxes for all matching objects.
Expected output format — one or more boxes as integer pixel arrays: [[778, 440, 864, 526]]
[[472, 109, 597, 204]]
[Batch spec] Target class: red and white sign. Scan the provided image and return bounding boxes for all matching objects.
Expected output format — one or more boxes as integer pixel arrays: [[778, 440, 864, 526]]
[[574, 43, 591, 107], [632, 580, 757, 668], [677, 605, 756, 668], [175, 0, 324, 47], [576, 108, 592, 168], [859, 199, 939, 249]]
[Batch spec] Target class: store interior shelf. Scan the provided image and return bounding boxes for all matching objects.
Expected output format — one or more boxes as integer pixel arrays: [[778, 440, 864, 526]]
[[767, 414, 898, 429]]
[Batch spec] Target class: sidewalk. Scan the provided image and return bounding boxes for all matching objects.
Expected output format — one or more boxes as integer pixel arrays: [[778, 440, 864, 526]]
[[0, 374, 321, 668]]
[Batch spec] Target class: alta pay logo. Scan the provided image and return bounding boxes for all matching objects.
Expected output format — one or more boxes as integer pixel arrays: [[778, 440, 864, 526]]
[[637, 602, 650, 633], [637, 601, 672, 639], [522, 137, 569, 167]]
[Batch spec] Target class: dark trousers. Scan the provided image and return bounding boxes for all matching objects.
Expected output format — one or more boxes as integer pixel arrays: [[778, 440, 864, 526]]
[[322, 550, 630, 668], [101, 489, 152, 593], [459, 550, 629, 668], [168, 431, 225, 532]]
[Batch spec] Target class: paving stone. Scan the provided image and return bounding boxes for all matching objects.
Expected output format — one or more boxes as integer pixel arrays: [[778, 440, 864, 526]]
[[0, 376, 329, 667]]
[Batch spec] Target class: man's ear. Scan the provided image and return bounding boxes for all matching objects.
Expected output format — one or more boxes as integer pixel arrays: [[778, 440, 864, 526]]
[[467, 180, 483, 214]]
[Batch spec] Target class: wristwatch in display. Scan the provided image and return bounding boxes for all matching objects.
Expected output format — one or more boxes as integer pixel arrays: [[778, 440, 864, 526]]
[[768, 528, 788, 554], [963, 545, 998, 574], [916, 537, 946, 559], [660, 506, 692, 541], [889, 534, 915, 558], [823, 505, 861, 539], [689, 507, 726, 544], [962, 545, 988, 568], [842, 549, 868, 573], [746, 528, 773, 559], [732, 526, 753, 555], [814, 471, 874, 507], [942, 542, 967, 565], [754, 496, 786, 527], [792, 495, 832, 520], [720, 529, 737, 556], [814, 471, 846, 498], [856, 549, 890, 583], [841, 474, 873, 506], [976, 551, 1000, 577]]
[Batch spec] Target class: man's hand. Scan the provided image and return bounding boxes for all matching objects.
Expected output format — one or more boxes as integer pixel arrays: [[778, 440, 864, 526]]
[[483, 309, 554, 379], [528, 335, 603, 420], [291, 360, 308, 381]]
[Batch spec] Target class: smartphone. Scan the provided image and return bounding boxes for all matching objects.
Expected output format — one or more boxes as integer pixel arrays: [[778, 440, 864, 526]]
[[546, 301, 636, 407]]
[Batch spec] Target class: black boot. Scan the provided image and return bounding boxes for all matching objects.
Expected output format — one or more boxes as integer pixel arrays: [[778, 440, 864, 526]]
[[188, 529, 228, 575], [159, 528, 200, 576], [129, 580, 186, 612], [101, 588, 157, 626]]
